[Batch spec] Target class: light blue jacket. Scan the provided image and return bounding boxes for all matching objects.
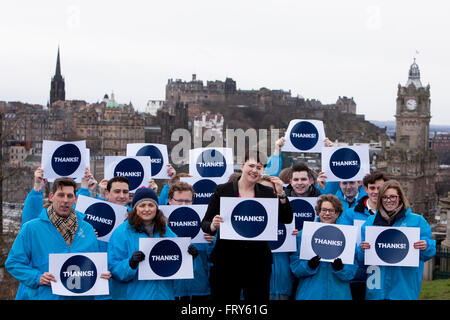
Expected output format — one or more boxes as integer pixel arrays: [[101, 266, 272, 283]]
[[6, 208, 99, 300], [270, 252, 295, 297], [356, 207, 436, 300], [107, 221, 178, 300], [289, 229, 358, 300], [173, 242, 213, 298], [334, 185, 367, 211]]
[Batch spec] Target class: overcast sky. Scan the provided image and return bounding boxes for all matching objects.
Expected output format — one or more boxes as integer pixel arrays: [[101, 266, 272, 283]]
[[1, 0, 449, 125]]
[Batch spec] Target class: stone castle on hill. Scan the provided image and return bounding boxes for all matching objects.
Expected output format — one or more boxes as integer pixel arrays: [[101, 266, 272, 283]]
[[165, 74, 385, 144]]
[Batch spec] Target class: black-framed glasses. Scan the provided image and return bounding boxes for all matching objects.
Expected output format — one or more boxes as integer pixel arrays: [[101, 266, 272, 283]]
[[381, 195, 398, 202]]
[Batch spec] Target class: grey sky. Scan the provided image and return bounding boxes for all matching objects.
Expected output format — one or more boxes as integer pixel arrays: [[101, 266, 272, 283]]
[[1, 0, 449, 125]]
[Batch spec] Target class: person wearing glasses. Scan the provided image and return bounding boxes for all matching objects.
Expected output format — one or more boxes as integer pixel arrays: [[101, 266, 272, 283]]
[[358, 180, 436, 300], [168, 182, 215, 301], [338, 171, 388, 300], [289, 194, 357, 300]]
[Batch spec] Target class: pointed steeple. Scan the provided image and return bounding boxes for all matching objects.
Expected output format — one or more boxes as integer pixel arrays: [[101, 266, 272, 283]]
[[50, 46, 66, 104], [55, 46, 62, 76]]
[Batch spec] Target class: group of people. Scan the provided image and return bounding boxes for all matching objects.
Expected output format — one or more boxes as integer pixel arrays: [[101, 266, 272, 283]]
[[5, 137, 436, 300]]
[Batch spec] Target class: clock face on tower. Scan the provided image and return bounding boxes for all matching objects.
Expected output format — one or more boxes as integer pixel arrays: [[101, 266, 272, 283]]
[[406, 99, 417, 110]]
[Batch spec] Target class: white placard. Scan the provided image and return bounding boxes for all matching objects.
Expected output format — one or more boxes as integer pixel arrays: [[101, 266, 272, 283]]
[[104, 156, 152, 193], [321, 145, 370, 182], [289, 197, 318, 231], [49, 252, 109, 296], [282, 119, 326, 153], [126, 143, 170, 179], [138, 237, 193, 280], [299, 221, 357, 264], [180, 177, 228, 205], [353, 219, 366, 246], [219, 197, 279, 241], [42, 140, 88, 182], [75, 195, 128, 242], [364, 226, 420, 267], [159, 205, 208, 244], [74, 148, 90, 184], [270, 221, 297, 253], [189, 147, 234, 179]]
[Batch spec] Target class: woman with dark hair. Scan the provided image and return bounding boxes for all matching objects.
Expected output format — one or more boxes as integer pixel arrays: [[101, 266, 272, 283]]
[[289, 194, 357, 300], [201, 149, 293, 301], [358, 180, 436, 300], [108, 187, 184, 300]]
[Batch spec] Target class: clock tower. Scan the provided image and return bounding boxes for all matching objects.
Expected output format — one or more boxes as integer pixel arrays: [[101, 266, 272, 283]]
[[395, 58, 431, 151], [376, 58, 438, 223]]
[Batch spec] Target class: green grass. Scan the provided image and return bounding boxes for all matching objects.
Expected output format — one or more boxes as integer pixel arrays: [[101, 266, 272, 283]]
[[419, 279, 450, 300]]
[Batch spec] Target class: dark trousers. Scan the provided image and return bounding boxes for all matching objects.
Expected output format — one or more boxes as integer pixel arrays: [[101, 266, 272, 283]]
[[350, 281, 366, 300], [210, 261, 272, 301]]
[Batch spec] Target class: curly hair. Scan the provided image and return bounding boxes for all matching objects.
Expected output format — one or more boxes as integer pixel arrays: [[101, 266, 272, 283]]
[[315, 194, 343, 217]]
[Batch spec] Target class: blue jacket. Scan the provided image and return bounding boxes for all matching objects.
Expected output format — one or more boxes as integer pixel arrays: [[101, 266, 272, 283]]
[[264, 154, 282, 177], [335, 185, 367, 211], [6, 208, 99, 300], [173, 242, 213, 298], [158, 183, 170, 205], [21, 189, 44, 226], [317, 181, 340, 196], [270, 252, 295, 297], [338, 195, 375, 281], [289, 228, 358, 300], [107, 221, 178, 300], [356, 207, 436, 300]]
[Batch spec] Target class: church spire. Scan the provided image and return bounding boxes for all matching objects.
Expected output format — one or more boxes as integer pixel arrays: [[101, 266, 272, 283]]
[[55, 46, 62, 76], [50, 46, 66, 104]]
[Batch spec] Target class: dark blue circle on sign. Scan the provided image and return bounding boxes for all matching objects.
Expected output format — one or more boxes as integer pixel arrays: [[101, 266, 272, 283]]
[[231, 200, 268, 238], [168, 207, 201, 239], [329, 148, 361, 180], [136, 145, 164, 177], [84, 202, 116, 237], [196, 149, 227, 177], [290, 199, 316, 231], [269, 223, 287, 251], [311, 225, 346, 259], [290, 121, 319, 151], [149, 240, 183, 277], [114, 158, 145, 191], [60, 255, 97, 294], [375, 229, 409, 264], [193, 179, 217, 204], [51, 144, 82, 176]]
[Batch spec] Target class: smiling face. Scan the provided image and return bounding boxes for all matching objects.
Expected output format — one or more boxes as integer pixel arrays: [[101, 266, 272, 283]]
[[381, 188, 400, 212], [290, 171, 313, 196], [105, 181, 130, 206], [49, 185, 77, 218], [135, 200, 158, 225], [339, 181, 360, 200], [318, 201, 338, 224], [364, 179, 385, 207], [241, 158, 264, 185]]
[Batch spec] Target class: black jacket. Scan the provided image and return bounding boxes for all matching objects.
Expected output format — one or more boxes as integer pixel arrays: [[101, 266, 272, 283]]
[[201, 180, 293, 266], [284, 183, 322, 197]]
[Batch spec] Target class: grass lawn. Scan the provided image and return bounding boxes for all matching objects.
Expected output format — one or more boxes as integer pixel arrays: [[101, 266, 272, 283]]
[[419, 278, 450, 300]]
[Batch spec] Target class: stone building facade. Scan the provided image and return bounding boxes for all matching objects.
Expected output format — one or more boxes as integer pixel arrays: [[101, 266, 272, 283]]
[[376, 59, 438, 222]]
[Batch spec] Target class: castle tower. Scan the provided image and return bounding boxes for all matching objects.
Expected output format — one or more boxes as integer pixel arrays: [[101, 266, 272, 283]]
[[50, 47, 65, 104], [376, 58, 437, 223]]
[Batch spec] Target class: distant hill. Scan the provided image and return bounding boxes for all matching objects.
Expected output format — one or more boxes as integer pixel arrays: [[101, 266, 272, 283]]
[[369, 120, 450, 138]]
